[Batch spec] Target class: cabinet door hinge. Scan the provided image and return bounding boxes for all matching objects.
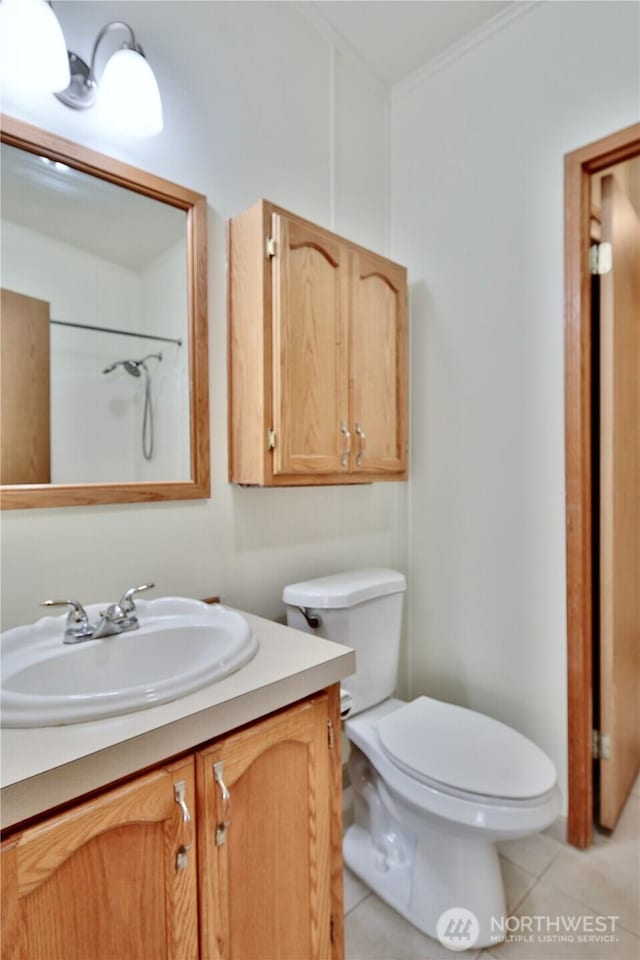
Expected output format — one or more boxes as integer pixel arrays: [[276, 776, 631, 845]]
[[592, 729, 612, 760], [590, 242, 612, 275], [266, 236, 276, 259], [267, 429, 276, 450], [330, 914, 336, 945], [327, 719, 334, 750]]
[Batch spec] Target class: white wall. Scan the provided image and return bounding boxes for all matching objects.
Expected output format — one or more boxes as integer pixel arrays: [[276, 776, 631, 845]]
[[0, 2, 404, 630], [390, 0, 639, 811]]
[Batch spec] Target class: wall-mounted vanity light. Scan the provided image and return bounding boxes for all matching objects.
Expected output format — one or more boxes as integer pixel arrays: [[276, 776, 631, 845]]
[[0, 0, 163, 137], [0, 0, 70, 94], [56, 21, 163, 137]]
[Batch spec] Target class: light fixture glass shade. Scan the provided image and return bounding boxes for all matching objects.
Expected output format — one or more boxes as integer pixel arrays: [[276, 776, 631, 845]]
[[96, 47, 163, 137], [0, 0, 70, 94]]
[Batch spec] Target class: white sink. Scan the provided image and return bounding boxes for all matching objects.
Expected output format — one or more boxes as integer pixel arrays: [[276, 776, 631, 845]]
[[1, 598, 258, 727]]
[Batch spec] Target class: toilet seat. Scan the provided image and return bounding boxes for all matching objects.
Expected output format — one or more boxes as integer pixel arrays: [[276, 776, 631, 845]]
[[377, 696, 557, 800], [346, 698, 562, 839]]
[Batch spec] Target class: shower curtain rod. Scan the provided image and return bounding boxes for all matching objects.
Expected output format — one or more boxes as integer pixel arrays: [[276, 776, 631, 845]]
[[50, 318, 182, 347]]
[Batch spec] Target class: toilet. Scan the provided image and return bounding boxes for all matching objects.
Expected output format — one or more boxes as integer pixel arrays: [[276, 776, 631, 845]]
[[284, 569, 561, 949]]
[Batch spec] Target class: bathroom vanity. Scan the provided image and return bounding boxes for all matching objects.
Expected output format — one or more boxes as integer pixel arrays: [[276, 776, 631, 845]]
[[0, 611, 354, 960]]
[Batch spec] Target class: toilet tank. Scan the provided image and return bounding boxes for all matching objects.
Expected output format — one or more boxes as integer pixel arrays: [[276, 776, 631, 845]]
[[283, 569, 406, 715]]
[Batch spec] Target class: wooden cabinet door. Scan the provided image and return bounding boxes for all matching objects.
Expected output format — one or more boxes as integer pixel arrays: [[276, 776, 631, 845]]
[[350, 251, 407, 476], [598, 174, 640, 829], [271, 214, 350, 476], [1, 758, 198, 960], [0, 288, 51, 484], [197, 697, 333, 960]]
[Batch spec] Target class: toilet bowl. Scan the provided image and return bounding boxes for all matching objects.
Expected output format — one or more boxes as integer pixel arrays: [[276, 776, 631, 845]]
[[283, 569, 562, 950], [344, 697, 561, 946]]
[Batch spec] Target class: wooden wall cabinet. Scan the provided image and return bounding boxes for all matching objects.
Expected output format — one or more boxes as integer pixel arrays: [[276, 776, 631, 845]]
[[1, 692, 343, 960], [228, 200, 408, 485]]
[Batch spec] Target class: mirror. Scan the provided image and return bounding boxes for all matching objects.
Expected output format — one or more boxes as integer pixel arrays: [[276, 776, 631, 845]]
[[0, 116, 209, 509]]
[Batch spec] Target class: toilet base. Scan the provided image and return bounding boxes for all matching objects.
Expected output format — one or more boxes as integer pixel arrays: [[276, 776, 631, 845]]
[[345, 743, 508, 949], [344, 819, 507, 950], [343, 703, 562, 950]]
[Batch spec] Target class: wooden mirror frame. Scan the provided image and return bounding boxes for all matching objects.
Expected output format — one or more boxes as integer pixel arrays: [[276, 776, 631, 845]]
[[0, 115, 209, 509]]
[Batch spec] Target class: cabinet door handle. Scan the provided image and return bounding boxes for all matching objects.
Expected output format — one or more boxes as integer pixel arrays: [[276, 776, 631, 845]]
[[213, 761, 232, 846], [174, 780, 191, 823], [355, 423, 366, 467], [340, 421, 352, 467]]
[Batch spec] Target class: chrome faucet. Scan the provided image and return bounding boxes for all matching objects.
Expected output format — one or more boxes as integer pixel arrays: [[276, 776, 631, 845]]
[[92, 583, 155, 638], [41, 599, 95, 644], [41, 583, 155, 643]]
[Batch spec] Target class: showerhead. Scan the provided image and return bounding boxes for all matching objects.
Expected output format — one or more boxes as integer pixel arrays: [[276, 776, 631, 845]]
[[102, 353, 162, 376], [102, 359, 140, 377], [101, 351, 163, 462]]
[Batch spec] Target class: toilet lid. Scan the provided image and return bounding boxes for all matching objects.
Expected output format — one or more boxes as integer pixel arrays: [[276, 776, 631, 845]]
[[378, 697, 557, 800]]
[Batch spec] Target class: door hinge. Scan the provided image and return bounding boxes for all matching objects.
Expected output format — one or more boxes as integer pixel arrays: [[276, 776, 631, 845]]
[[330, 914, 336, 945], [592, 729, 611, 760], [327, 719, 334, 750], [266, 236, 276, 259], [590, 242, 612, 275], [267, 428, 276, 450]]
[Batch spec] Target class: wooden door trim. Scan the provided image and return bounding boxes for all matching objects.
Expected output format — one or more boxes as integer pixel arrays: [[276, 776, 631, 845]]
[[564, 121, 640, 848]]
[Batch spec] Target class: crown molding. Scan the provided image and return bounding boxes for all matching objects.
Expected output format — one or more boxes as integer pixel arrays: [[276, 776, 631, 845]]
[[293, 1, 390, 98], [391, 1, 541, 102]]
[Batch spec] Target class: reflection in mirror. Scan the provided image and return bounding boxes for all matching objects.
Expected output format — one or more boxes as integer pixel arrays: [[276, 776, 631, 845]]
[[1, 142, 191, 485]]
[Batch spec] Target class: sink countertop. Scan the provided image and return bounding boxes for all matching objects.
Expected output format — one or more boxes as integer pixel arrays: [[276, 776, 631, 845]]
[[0, 610, 355, 831]]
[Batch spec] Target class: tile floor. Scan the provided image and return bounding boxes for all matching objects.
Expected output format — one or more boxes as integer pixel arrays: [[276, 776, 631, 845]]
[[344, 776, 639, 960]]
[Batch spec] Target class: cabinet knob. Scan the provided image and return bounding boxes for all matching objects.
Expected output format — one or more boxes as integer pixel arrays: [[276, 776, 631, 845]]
[[340, 421, 352, 467]]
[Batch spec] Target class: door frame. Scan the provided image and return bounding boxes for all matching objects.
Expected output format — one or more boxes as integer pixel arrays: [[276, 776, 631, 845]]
[[564, 121, 640, 848]]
